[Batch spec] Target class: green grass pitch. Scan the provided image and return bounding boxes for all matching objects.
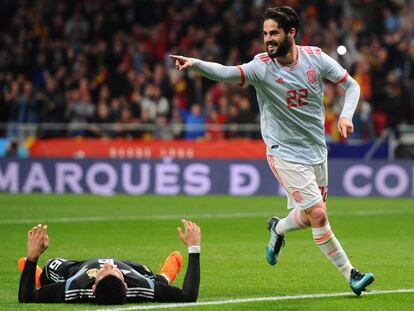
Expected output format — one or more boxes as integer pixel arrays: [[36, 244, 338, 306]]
[[0, 194, 413, 310]]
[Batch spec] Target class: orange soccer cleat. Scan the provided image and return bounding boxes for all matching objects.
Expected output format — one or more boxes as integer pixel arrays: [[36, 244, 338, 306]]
[[159, 251, 183, 284], [18, 257, 43, 288]]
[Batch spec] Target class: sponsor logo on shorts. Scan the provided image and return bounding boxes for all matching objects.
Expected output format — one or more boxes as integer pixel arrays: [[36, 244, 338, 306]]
[[292, 190, 303, 203]]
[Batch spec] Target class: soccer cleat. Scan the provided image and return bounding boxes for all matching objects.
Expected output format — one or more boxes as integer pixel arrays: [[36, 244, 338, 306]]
[[266, 217, 285, 265], [160, 251, 183, 284], [349, 268, 375, 296], [18, 257, 43, 288]]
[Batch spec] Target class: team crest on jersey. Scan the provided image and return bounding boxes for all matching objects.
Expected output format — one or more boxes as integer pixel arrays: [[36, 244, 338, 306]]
[[275, 77, 285, 84], [86, 268, 99, 279], [306, 69, 318, 84]]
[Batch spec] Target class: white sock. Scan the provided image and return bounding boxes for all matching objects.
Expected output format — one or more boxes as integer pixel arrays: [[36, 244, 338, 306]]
[[312, 223, 353, 281], [275, 208, 309, 235]]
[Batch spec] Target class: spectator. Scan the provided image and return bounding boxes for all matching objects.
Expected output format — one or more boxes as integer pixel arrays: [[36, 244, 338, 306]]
[[205, 109, 224, 140], [5, 138, 19, 157], [8, 80, 39, 138], [39, 77, 65, 138], [184, 104, 205, 140], [90, 100, 113, 138], [65, 89, 95, 137], [154, 114, 174, 140]]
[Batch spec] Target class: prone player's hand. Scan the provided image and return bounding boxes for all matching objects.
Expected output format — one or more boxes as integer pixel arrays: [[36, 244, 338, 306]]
[[338, 117, 354, 139], [27, 224, 49, 262], [169, 55, 193, 71], [177, 219, 201, 247]]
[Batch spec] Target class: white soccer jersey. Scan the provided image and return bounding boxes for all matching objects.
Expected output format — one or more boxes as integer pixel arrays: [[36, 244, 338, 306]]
[[191, 45, 359, 164]]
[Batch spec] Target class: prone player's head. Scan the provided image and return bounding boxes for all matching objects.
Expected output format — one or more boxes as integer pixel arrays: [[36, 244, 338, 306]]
[[263, 6, 300, 58], [93, 263, 127, 305]]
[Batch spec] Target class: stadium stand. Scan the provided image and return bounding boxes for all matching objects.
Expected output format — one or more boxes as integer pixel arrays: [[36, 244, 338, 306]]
[[0, 0, 413, 152]]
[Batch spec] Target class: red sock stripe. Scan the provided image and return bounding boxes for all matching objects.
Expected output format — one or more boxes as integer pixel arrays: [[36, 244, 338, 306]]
[[293, 208, 307, 229], [314, 230, 333, 244]]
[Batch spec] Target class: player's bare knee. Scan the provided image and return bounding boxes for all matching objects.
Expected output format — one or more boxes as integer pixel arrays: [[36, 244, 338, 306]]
[[304, 203, 328, 227]]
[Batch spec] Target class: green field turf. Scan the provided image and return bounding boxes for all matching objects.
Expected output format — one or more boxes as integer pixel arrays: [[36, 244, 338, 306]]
[[0, 194, 413, 311]]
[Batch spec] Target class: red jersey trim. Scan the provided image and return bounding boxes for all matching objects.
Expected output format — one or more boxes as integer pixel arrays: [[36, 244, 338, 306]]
[[259, 55, 270, 62], [335, 71, 349, 84], [237, 65, 245, 86], [299, 46, 321, 55]]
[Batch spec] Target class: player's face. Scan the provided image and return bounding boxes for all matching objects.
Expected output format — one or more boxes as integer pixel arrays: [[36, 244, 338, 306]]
[[95, 262, 125, 284], [263, 19, 293, 58]]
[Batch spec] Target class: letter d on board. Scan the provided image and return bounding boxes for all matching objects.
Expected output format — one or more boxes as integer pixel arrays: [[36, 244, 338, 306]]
[[229, 164, 260, 195]]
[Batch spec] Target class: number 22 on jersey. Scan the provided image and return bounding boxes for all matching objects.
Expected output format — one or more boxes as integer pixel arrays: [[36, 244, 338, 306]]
[[287, 88, 308, 108]]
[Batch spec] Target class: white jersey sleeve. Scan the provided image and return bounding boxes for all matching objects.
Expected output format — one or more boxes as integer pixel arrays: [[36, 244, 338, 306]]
[[238, 55, 267, 86], [320, 51, 348, 83], [191, 59, 242, 84], [190, 56, 267, 87], [321, 52, 360, 120]]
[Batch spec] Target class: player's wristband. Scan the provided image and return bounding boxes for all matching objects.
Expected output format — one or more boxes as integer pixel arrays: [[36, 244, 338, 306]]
[[188, 246, 201, 254]]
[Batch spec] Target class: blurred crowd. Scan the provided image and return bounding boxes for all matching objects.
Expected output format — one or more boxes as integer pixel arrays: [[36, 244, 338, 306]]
[[0, 0, 413, 141]]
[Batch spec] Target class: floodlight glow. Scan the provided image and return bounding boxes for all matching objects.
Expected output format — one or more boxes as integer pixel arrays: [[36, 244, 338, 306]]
[[337, 45, 347, 55]]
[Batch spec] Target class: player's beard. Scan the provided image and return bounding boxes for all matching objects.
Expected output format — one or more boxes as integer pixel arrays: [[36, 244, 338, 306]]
[[267, 35, 292, 58]]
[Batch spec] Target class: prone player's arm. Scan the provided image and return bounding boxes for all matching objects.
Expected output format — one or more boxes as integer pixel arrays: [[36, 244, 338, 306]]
[[19, 260, 65, 302], [154, 219, 201, 302], [19, 224, 65, 302]]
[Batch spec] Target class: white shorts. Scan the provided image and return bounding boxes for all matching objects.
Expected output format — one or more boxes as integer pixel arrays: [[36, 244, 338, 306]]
[[267, 155, 328, 210]]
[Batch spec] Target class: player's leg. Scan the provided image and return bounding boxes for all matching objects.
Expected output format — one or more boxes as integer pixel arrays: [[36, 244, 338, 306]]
[[305, 200, 354, 279], [265, 155, 311, 265], [306, 160, 374, 295]]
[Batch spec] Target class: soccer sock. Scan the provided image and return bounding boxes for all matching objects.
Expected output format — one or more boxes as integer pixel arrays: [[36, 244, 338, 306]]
[[275, 208, 309, 235], [312, 223, 353, 281]]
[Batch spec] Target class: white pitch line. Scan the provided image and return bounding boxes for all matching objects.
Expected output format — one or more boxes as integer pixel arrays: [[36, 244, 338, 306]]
[[0, 208, 413, 225], [0, 208, 414, 225], [89, 288, 414, 311], [0, 212, 270, 225]]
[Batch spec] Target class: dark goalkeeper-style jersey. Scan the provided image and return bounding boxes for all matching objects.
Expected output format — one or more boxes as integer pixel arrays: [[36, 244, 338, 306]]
[[19, 255, 200, 303]]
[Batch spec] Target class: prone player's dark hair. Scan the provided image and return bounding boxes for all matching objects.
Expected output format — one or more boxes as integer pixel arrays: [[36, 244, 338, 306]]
[[263, 6, 300, 37], [95, 275, 127, 305]]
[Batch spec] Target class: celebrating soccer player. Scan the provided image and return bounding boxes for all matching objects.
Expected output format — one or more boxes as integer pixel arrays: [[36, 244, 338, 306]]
[[171, 6, 374, 295]]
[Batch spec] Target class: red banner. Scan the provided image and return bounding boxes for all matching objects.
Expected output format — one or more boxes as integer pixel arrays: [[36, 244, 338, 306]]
[[29, 138, 267, 159]]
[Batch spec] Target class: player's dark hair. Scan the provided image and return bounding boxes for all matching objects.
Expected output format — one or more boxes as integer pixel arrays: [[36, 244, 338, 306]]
[[263, 6, 300, 37], [95, 275, 127, 305]]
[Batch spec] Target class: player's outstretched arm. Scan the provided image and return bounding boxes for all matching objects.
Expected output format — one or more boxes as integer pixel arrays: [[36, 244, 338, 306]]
[[170, 55, 194, 71], [169, 54, 243, 84]]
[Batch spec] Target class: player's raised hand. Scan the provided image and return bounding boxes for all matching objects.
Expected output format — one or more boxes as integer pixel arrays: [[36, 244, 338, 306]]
[[27, 224, 49, 262], [177, 219, 201, 247], [338, 117, 354, 139], [170, 55, 193, 71]]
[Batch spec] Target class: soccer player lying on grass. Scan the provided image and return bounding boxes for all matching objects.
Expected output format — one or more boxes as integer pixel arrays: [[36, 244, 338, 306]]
[[18, 220, 201, 305]]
